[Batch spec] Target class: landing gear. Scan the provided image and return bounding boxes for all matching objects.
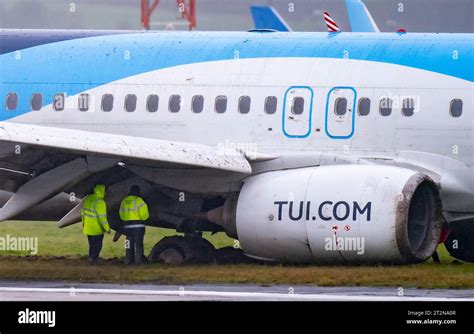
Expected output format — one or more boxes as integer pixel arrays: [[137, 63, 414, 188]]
[[148, 233, 255, 265], [148, 234, 216, 265], [444, 219, 474, 263]]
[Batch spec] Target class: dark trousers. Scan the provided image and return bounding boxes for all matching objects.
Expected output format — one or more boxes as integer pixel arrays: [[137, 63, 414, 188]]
[[432, 250, 441, 264], [87, 234, 104, 263], [124, 225, 145, 264]]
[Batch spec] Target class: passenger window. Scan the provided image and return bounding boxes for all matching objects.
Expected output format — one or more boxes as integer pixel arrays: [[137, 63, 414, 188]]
[[147, 95, 159, 113], [31, 93, 42, 111], [450, 99, 463, 118], [334, 97, 348, 116], [402, 98, 415, 117], [215, 95, 227, 114], [78, 93, 90, 112], [53, 94, 65, 111], [192, 95, 204, 113], [169, 95, 181, 113], [379, 98, 392, 116], [125, 94, 137, 112], [292, 97, 305, 115], [265, 96, 277, 114], [238, 96, 251, 114], [6, 93, 18, 111], [358, 98, 370, 116], [101, 94, 114, 112]]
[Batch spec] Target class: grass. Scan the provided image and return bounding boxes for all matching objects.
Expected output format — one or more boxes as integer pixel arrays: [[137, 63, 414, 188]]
[[0, 221, 235, 257], [0, 221, 473, 289]]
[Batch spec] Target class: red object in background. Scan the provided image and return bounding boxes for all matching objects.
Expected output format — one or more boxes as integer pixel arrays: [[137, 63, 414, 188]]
[[397, 28, 407, 33], [439, 225, 450, 244], [141, 0, 196, 30], [323, 12, 340, 32]]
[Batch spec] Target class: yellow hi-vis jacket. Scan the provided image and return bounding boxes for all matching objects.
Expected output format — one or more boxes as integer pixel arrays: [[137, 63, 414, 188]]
[[81, 184, 110, 235], [119, 196, 149, 222]]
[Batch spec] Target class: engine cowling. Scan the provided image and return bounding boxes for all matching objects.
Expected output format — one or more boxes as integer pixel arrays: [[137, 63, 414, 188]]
[[211, 165, 442, 264]]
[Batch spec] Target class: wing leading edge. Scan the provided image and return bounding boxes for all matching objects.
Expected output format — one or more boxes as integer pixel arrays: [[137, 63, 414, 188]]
[[0, 122, 252, 174]]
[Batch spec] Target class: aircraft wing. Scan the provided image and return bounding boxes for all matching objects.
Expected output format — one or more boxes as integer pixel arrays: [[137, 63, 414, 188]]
[[0, 121, 252, 174], [250, 5, 292, 32]]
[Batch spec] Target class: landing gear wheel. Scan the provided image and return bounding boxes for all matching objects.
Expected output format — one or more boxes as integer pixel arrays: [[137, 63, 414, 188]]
[[214, 246, 255, 264], [444, 220, 474, 263], [148, 235, 216, 264], [158, 248, 185, 265]]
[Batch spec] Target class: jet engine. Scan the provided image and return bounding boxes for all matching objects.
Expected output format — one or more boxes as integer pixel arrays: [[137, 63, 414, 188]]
[[209, 165, 442, 264]]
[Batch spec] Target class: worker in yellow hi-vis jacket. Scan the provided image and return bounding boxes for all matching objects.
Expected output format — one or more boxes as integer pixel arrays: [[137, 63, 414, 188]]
[[119, 185, 149, 265], [82, 184, 110, 265]]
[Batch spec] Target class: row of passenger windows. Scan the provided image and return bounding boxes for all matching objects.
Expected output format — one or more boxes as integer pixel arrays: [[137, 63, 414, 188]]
[[4, 93, 465, 118], [4, 93, 279, 114]]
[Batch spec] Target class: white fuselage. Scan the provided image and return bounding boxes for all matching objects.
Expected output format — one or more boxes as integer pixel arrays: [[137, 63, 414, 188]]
[[10, 57, 474, 214]]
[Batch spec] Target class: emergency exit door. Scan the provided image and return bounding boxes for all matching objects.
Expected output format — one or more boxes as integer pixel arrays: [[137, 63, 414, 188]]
[[325, 87, 356, 139], [282, 86, 314, 138]]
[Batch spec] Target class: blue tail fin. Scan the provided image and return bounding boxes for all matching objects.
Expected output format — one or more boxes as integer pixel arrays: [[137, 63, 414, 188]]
[[250, 5, 292, 32], [344, 0, 380, 32]]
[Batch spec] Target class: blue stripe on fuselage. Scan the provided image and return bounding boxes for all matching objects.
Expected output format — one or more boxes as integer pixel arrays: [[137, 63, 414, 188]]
[[0, 29, 135, 55], [0, 31, 472, 120]]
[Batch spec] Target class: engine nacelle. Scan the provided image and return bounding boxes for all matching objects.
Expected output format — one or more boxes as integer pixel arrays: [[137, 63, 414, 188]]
[[213, 165, 442, 264]]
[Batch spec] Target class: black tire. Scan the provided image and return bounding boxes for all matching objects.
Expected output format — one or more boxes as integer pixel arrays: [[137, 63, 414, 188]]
[[148, 236, 216, 264], [444, 220, 474, 263], [186, 236, 216, 263], [214, 246, 255, 264]]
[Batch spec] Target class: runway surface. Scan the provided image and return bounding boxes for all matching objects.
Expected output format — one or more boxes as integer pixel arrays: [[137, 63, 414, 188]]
[[0, 281, 473, 301]]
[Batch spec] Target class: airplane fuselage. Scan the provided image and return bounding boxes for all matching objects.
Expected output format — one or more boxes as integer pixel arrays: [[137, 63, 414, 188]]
[[1, 30, 473, 216]]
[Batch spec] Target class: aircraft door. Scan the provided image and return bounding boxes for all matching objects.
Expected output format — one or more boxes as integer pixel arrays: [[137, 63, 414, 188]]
[[282, 86, 314, 138], [325, 87, 356, 139]]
